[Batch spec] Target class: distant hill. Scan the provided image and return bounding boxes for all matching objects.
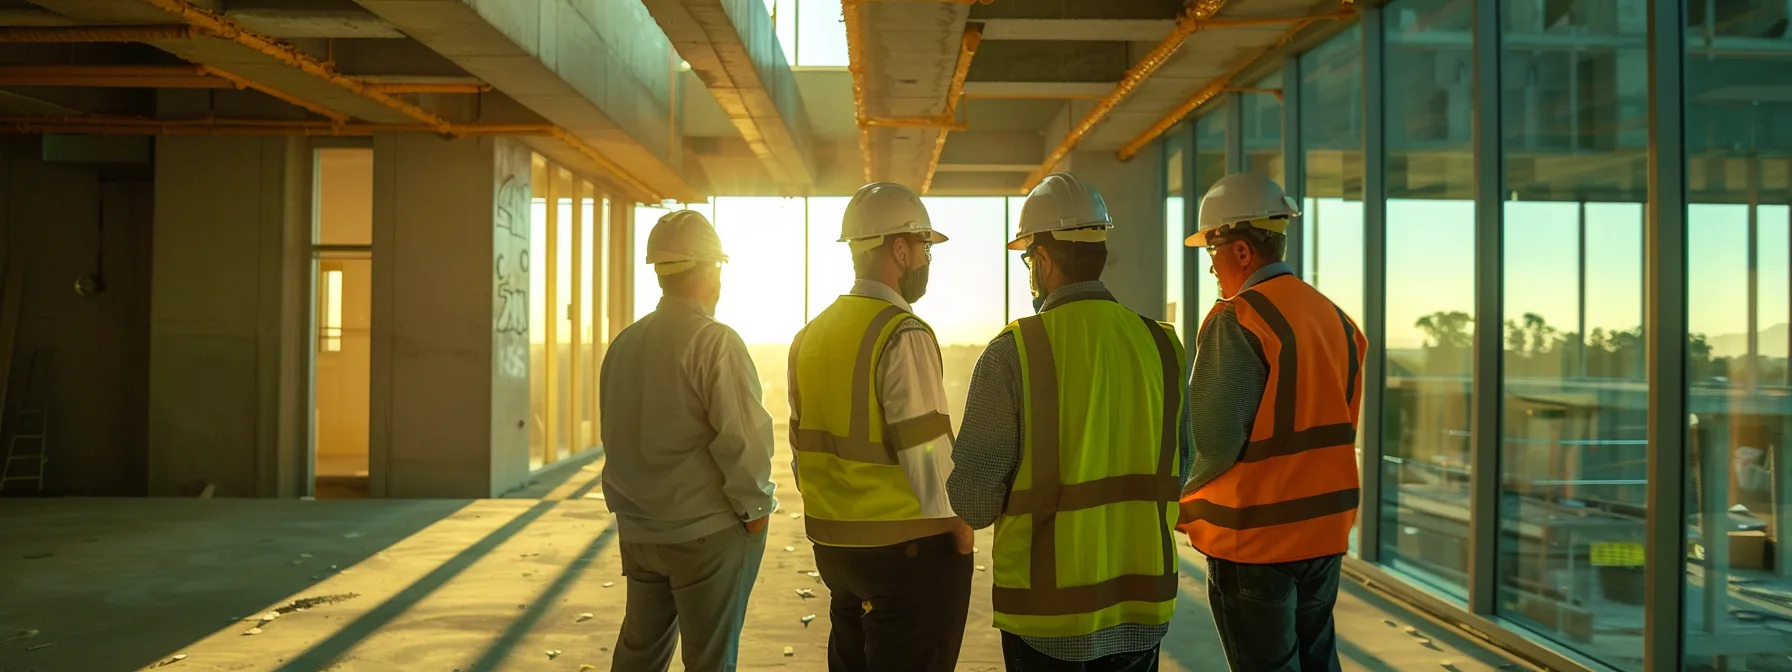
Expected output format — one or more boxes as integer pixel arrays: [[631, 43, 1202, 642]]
[[1709, 323, 1789, 359]]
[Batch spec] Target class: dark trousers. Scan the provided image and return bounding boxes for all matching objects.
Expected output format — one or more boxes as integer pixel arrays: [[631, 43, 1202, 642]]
[[1001, 632, 1159, 671], [811, 532, 974, 672], [1206, 554, 1344, 672]]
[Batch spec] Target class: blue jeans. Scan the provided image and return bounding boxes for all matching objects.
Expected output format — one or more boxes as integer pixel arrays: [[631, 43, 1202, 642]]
[[1206, 554, 1343, 672]]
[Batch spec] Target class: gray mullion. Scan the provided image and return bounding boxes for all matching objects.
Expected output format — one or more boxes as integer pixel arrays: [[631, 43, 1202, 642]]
[[1226, 92, 1245, 175], [1467, 0, 1504, 617], [1283, 55, 1305, 279], [1359, 9, 1388, 565]]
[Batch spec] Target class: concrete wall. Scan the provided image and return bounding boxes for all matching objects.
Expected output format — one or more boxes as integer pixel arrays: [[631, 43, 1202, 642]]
[[371, 134, 532, 498], [149, 136, 308, 498], [0, 138, 153, 496], [1072, 147, 1166, 320]]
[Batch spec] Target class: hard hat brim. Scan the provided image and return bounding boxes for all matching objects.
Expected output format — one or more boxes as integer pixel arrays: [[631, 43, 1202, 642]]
[[1184, 230, 1211, 248], [839, 230, 950, 245]]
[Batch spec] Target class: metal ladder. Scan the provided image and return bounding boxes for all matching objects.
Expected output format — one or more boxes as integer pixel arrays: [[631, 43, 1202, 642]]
[[0, 349, 49, 493]]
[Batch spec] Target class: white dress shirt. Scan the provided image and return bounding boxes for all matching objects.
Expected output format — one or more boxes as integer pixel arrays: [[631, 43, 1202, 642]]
[[601, 295, 779, 544], [791, 280, 958, 519]]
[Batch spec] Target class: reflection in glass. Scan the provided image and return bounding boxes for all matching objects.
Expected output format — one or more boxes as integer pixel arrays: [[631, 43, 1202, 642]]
[[1166, 125, 1188, 330], [1242, 72, 1283, 185], [556, 170, 575, 461], [530, 156, 549, 469], [1379, 0, 1475, 600], [1683, 2, 1792, 667], [1496, 3, 1648, 666]]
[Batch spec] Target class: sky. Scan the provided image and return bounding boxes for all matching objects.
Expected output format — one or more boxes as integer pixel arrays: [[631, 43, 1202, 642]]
[[608, 196, 1790, 361], [761, 0, 848, 67]]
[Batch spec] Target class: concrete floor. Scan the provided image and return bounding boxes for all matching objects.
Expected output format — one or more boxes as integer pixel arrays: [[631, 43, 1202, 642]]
[[1, 449, 1539, 672]]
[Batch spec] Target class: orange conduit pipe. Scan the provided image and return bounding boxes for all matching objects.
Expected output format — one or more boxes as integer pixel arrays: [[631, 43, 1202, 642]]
[[921, 24, 981, 195], [862, 116, 969, 131], [1117, 6, 1356, 161], [128, 0, 455, 134], [0, 25, 203, 42], [842, 0, 873, 181], [1019, 0, 1234, 192], [123, 0, 661, 201], [199, 65, 352, 123], [361, 82, 492, 95]]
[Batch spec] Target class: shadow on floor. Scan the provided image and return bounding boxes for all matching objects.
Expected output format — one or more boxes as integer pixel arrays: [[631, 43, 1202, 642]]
[[502, 449, 606, 500], [272, 500, 563, 672], [0, 498, 472, 672], [462, 525, 617, 671]]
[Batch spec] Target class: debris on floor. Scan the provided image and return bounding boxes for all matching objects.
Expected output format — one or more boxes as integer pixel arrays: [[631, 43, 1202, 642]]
[[299, 553, 313, 559], [22, 551, 52, 560], [801, 614, 816, 627], [806, 571, 820, 579], [277, 593, 360, 614], [783, 646, 796, 657], [784, 546, 796, 552], [790, 513, 802, 519], [25, 643, 54, 651], [1405, 626, 1421, 636], [242, 628, 262, 636], [1383, 619, 1398, 627], [580, 665, 598, 671], [150, 653, 188, 668], [603, 582, 615, 588], [1441, 661, 1458, 671], [546, 649, 563, 660], [576, 613, 594, 623], [976, 565, 987, 572], [342, 531, 363, 539], [795, 588, 815, 599], [3, 629, 38, 642]]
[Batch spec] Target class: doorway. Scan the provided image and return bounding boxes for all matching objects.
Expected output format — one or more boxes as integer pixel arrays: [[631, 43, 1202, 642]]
[[312, 147, 372, 498]]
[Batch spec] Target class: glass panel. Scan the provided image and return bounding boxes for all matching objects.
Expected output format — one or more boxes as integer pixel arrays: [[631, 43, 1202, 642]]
[[1300, 27, 1366, 324], [1379, 0, 1475, 600], [315, 148, 372, 246], [1242, 72, 1284, 186], [530, 156, 550, 470], [807, 196, 853, 322], [1166, 124, 1188, 333], [918, 197, 1009, 433], [1683, 0, 1792, 667], [556, 169, 575, 461], [1191, 109, 1226, 334], [581, 187, 598, 453], [313, 257, 371, 484], [320, 268, 343, 353], [712, 197, 807, 427], [1497, 1, 1648, 666], [1007, 196, 1032, 321], [771, 0, 796, 66], [797, 0, 848, 66]]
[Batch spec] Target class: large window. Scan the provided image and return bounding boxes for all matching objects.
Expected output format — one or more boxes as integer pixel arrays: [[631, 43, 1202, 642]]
[[1682, 1, 1792, 668], [1301, 28, 1366, 323], [1497, 1, 1649, 667], [634, 196, 1021, 433], [1166, 124, 1189, 331], [1242, 73, 1284, 186], [1379, 0, 1476, 600], [527, 155, 612, 470]]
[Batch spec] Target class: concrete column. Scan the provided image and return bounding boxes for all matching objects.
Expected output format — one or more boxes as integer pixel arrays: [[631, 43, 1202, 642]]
[[148, 136, 307, 498], [1071, 147, 1166, 319], [370, 134, 532, 498]]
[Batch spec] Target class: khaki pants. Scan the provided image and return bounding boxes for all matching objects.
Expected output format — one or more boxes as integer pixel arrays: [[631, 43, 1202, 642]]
[[611, 524, 768, 672]]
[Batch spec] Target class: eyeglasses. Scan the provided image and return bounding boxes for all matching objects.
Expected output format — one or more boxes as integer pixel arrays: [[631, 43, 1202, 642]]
[[1020, 247, 1037, 268]]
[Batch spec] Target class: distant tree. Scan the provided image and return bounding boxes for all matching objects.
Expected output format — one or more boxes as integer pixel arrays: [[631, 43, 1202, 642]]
[[1416, 311, 1474, 349]]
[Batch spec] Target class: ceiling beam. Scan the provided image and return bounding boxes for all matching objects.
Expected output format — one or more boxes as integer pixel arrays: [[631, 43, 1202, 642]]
[[979, 18, 1175, 42]]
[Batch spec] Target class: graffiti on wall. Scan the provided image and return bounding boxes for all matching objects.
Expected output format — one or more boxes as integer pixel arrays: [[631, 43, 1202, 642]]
[[494, 163, 530, 380]]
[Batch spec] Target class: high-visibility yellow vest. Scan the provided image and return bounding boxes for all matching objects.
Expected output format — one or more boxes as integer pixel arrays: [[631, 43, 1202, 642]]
[[790, 295, 959, 547], [991, 297, 1187, 639]]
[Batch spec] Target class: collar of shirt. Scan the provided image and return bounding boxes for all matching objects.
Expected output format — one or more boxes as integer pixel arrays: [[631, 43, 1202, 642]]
[[1240, 261, 1294, 293], [657, 294, 715, 318], [1041, 280, 1114, 312], [849, 278, 912, 312]]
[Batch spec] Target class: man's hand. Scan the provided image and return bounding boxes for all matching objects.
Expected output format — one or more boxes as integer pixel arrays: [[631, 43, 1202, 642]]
[[745, 516, 769, 535], [951, 518, 975, 554]]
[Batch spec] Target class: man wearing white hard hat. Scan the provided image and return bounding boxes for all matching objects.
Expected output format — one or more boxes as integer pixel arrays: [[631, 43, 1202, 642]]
[[601, 209, 777, 672], [788, 182, 974, 671], [949, 172, 1192, 670], [1175, 173, 1365, 672]]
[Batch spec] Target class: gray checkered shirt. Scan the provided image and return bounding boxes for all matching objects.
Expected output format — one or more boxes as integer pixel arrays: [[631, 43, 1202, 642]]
[[947, 281, 1198, 662]]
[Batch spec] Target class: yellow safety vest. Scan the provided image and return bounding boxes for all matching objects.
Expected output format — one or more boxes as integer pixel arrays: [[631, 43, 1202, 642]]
[[991, 297, 1187, 639], [790, 295, 959, 547]]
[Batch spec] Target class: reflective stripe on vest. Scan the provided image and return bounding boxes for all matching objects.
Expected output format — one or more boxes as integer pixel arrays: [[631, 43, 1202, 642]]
[[791, 295, 959, 547], [1180, 274, 1366, 564], [991, 299, 1187, 639]]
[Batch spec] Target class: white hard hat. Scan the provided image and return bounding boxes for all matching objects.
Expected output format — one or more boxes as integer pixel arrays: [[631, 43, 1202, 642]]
[[840, 182, 949, 255], [645, 210, 727, 275], [1187, 173, 1300, 247], [1009, 172, 1113, 250]]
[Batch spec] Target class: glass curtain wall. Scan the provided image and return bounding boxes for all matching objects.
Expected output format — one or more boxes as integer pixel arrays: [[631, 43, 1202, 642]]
[[1166, 123, 1190, 332], [527, 155, 612, 470], [1301, 28, 1366, 323], [1681, 0, 1792, 669], [1379, 0, 1478, 599], [1497, 0, 1649, 666], [1242, 72, 1284, 185]]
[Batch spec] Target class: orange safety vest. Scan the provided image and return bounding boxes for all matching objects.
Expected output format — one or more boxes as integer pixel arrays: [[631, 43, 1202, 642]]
[[1179, 273, 1367, 564]]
